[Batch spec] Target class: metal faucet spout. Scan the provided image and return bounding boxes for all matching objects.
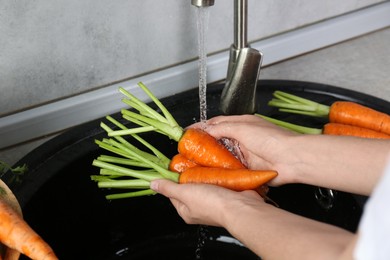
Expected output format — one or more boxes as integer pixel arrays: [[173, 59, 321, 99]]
[[191, 0, 215, 7], [221, 47, 262, 115], [220, 0, 263, 115]]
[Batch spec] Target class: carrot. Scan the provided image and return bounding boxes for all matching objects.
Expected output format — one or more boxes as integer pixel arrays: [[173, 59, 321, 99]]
[[106, 82, 245, 169], [178, 128, 245, 169], [0, 179, 21, 260], [328, 101, 390, 135], [169, 154, 198, 173], [268, 90, 390, 135], [258, 114, 390, 139], [323, 123, 390, 139], [179, 167, 278, 191], [0, 199, 58, 260], [92, 134, 277, 199]]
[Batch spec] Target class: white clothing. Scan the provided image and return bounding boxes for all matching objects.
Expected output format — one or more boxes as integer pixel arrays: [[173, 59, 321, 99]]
[[354, 158, 390, 259]]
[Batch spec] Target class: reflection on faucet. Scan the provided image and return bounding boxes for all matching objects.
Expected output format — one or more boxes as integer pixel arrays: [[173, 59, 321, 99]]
[[221, 0, 263, 115]]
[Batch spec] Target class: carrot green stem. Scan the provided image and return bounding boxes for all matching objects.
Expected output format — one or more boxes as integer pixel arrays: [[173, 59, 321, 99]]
[[92, 82, 184, 200], [113, 109, 183, 141], [268, 91, 330, 117], [137, 82, 180, 127], [116, 83, 184, 141], [100, 123, 151, 157], [91, 175, 118, 181], [107, 126, 156, 135], [257, 114, 323, 135], [97, 179, 150, 189], [92, 160, 163, 181], [105, 189, 156, 200], [99, 121, 170, 168], [106, 139, 179, 182], [119, 86, 167, 123], [95, 139, 154, 165], [130, 134, 169, 165], [97, 155, 151, 168], [105, 116, 167, 160], [99, 168, 159, 177]]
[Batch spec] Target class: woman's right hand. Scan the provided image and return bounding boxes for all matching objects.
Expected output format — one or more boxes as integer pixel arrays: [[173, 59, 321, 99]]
[[190, 115, 300, 186], [191, 114, 390, 195]]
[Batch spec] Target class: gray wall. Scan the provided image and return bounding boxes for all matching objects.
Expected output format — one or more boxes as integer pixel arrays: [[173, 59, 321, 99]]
[[0, 0, 384, 116]]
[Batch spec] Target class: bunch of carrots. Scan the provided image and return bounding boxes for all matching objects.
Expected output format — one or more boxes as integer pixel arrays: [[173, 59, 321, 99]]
[[91, 82, 278, 199], [267, 90, 390, 139]]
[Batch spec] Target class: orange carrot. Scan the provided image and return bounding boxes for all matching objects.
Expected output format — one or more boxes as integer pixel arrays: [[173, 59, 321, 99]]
[[268, 91, 390, 135], [259, 114, 390, 139], [178, 128, 245, 170], [329, 101, 390, 135], [0, 179, 22, 260], [169, 154, 198, 173], [179, 166, 278, 191], [0, 199, 58, 260], [323, 123, 390, 139]]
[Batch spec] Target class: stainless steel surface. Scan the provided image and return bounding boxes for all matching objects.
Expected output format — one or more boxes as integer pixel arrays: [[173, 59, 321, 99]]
[[220, 47, 262, 114], [221, 0, 263, 114], [191, 0, 215, 7], [234, 0, 247, 50]]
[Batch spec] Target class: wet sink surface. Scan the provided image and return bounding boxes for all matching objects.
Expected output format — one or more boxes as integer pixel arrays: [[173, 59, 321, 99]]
[[5, 80, 390, 259]]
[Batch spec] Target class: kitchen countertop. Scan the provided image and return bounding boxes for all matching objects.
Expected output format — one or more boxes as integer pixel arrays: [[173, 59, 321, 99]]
[[1, 27, 389, 167], [260, 27, 390, 101]]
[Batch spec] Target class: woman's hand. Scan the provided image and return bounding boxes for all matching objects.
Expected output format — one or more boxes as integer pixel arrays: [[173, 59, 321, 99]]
[[192, 115, 300, 186], [150, 179, 263, 227], [191, 115, 390, 194], [151, 179, 356, 260]]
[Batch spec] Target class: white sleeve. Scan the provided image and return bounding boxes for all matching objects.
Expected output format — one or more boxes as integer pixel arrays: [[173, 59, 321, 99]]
[[354, 156, 390, 260]]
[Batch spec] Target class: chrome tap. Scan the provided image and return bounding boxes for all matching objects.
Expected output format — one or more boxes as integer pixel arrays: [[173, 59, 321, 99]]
[[192, 0, 263, 115], [221, 0, 263, 115], [191, 0, 215, 7]]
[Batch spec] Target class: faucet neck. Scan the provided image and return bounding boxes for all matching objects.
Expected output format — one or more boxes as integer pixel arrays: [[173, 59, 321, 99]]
[[234, 0, 248, 49], [220, 0, 263, 115]]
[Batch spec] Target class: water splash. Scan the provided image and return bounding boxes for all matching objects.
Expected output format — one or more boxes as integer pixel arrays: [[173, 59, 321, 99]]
[[196, 7, 210, 122], [195, 225, 209, 259]]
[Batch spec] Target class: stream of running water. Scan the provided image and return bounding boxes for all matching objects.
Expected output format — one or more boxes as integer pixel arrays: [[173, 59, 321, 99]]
[[196, 6, 210, 123], [195, 6, 211, 259]]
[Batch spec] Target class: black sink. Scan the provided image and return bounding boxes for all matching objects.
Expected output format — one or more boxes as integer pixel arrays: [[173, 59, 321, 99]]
[[5, 80, 390, 260]]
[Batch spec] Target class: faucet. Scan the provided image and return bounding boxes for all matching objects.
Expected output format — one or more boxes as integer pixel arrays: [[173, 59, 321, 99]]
[[191, 0, 214, 6], [191, 0, 263, 115]]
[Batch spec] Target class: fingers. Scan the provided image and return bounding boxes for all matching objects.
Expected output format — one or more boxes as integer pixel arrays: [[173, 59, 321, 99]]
[[206, 115, 261, 125], [189, 115, 281, 141], [151, 180, 194, 223], [150, 179, 181, 199], [190, 115, 261, 130]]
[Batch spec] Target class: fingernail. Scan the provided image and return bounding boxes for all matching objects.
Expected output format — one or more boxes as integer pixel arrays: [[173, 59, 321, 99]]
[[150, 180, 159, 192]]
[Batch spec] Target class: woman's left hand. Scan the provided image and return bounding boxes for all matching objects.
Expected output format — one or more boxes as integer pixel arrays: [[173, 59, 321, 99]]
[[150, 179, 263, 227]]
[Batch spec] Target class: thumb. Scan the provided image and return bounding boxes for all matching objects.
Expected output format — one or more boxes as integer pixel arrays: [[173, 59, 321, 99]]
[[150, 179, 180, 198]]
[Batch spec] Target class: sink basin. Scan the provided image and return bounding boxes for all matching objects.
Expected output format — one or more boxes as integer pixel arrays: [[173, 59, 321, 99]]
[[4, 80, 390, 259]]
